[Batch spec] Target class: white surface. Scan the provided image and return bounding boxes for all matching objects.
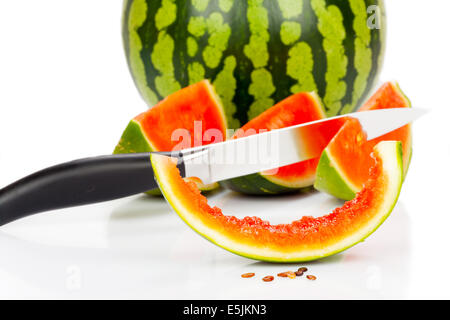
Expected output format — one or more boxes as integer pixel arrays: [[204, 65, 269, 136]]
[[0, 0, 449, 299]]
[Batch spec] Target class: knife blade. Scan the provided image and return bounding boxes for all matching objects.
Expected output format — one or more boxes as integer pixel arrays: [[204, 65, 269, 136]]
[[0, 107, 425, 225], [180, 107, 426, 184]]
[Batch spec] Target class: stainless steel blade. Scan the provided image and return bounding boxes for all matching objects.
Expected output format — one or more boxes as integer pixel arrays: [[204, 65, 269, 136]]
[[349, 107, 426, 140], [182, 108, 426, 184]]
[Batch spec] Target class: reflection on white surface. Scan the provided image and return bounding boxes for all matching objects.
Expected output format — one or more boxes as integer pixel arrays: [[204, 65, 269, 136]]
[[0, 190, 411, 299]]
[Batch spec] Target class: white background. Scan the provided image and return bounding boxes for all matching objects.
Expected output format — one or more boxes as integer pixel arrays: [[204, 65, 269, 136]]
[[0, 1, 449, 299]]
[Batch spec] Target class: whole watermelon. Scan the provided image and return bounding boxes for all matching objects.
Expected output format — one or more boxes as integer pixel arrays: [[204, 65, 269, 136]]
[[122, 0, 385, 129]]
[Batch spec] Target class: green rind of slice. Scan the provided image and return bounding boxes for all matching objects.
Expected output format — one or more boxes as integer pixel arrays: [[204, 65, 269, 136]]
[[314, 149, 359, 201], [221, 173, 314, 195]]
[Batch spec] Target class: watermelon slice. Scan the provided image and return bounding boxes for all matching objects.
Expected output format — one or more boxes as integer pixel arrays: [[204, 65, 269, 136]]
[[314, 82, 412, 200], [114, 80, 227, 194], [151, 141, 404, 262], [221, 92, 341, 195]]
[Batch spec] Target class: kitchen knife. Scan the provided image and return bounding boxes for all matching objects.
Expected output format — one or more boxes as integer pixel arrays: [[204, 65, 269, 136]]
[[0, 108, 425, 226]]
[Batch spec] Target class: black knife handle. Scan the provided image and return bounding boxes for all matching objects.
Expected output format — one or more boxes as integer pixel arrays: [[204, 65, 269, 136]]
[[0, 152, 185, 226]]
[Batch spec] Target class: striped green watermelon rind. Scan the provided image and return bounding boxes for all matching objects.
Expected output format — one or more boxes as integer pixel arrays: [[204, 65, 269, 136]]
[[151, 141, 403, 262], [122, 0, 386, 129], [221, 174, 315, 196]]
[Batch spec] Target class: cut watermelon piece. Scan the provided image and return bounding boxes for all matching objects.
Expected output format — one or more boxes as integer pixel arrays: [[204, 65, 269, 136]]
[[114, 80, 227, 194], [314, 82, 412, 200], [359, 82, 412, 174], [221, 92, 341, 195], [151, 141, 404, 262]]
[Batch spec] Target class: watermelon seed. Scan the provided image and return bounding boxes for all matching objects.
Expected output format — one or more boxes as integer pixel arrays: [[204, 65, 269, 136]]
[[277, 272, 288, 277], [298, 267, 308, 273], [295, 271, 304, 277], [241, 273, 255, 278], [306, 275, 317, 281], [262, 276, 274, 282], [286, 271, 296, 279]]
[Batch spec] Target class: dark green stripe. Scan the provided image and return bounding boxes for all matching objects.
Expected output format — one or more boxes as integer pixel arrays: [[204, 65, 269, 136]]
[[302, 0, 326, 101], [170, 0, 190, 88], [219, 0, 252, 126], [138, 0, 163, 101], [328, 0, 357, 114], [267, 0, 294, 105]]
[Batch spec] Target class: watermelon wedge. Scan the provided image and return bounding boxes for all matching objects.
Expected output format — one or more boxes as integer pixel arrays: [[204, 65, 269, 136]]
[[221, 92, 337, 195], [114, 80, 227, 194], [314, 82, 412, 200], [151, 141, 404, 262]]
